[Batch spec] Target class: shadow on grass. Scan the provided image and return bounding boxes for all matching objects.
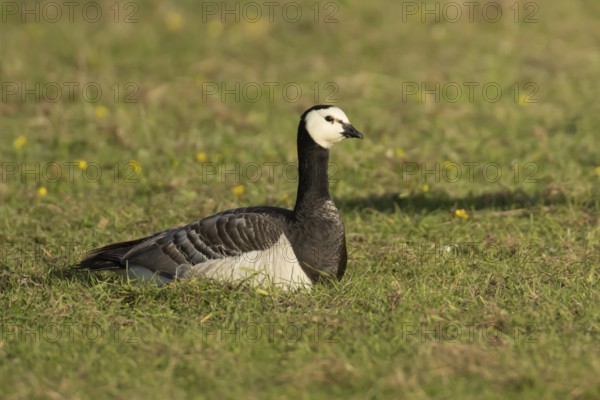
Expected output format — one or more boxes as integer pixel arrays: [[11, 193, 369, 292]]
[[0, 265, 118, 289], [338, 188, 571, 213]]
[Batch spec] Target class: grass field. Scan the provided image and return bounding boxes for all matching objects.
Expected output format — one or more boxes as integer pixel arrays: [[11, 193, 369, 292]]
[[1, 0, 599, 398]]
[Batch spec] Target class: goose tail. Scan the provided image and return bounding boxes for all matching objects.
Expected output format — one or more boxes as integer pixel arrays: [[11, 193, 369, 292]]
[[75, 236, 152, 271]]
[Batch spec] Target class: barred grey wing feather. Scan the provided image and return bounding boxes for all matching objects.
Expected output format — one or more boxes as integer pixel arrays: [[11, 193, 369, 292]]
[[78, 211, 287, 279]]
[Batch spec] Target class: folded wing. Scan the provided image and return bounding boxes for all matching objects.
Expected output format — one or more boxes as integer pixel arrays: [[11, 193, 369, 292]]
[[78, 208, 311, 288]]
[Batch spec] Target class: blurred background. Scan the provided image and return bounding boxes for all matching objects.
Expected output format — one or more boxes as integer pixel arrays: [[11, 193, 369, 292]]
[[2, 0, 600, 206], [1, 0, 600, 258], [1, 1, 600, 398]]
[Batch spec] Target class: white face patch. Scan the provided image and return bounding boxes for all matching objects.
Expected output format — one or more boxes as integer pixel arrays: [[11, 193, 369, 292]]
[[304, 107, 352, 149]]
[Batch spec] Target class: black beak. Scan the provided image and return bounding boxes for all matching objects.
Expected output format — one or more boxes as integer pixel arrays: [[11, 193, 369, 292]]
[[341, 123, 364, 139]]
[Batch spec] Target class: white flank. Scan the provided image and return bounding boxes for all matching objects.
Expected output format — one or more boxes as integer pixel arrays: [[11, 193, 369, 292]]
[[118, 235, 312, 290], [304, 106, 351, 149], [184, 235, 312, 290]]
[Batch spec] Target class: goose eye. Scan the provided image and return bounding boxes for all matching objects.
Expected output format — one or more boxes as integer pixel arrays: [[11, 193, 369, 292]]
[[325, 116, 334, 123]]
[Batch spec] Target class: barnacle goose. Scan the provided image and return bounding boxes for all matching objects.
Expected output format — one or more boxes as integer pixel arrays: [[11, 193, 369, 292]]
[[77, 105, 363, 290]]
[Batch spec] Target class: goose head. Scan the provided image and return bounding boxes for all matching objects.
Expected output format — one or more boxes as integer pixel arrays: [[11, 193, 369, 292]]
[[301, 105, 363, 149]]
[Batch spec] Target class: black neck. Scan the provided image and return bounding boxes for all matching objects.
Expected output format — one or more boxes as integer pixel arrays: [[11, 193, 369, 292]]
[[293, 124, 331, 215]]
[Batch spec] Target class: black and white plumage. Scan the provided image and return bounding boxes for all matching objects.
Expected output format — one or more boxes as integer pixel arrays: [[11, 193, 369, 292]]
[[77, 105, 363, 289]]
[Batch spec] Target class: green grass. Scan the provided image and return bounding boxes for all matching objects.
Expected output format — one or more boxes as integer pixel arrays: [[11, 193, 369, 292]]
[[1, 0, 599, 398]]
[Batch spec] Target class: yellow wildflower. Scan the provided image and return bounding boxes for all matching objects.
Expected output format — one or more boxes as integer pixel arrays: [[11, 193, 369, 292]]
[[594, 166, 600, 176], [13, 135, 27, 149], [94, 105, 109, 119], [421, 183, 430, 193], [76, 160, 88, 170], [37, 187, 48, 198], [129, 160, 141, 174], [395, 147, 406, 158], [231, 185, 245, 196], [165, 11, 184, 31], [196, 152, 207, 162], [454, 209, 469, 219]]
